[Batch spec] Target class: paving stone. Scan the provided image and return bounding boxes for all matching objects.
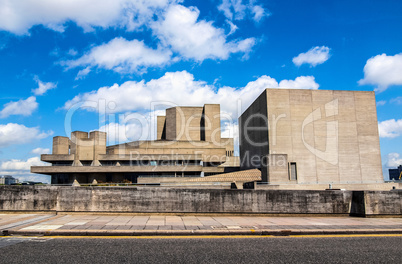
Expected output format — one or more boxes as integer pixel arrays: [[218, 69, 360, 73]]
[[115, 225, 132, 230], [102, 225, 118, 230], [158, 225, 172, 230], [144, 226, 158, 230], [85, 225, 105, 230], [171, 226, 186, 230], [185, 226, 199, 230], [130, 225, 145, 230], [55, 225, 77, 230]]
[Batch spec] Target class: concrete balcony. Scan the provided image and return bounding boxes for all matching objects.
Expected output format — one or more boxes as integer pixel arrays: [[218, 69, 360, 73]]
[[31, 165, 204, 174], [41, 154, 75, 161]]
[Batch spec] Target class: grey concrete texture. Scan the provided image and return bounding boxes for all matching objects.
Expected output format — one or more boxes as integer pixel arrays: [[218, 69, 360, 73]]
[[1, 186, 401, 216], [239, 89, 383, 186]]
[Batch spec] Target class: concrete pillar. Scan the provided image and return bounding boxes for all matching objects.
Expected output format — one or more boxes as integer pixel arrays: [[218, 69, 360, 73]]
[[203, 104, 221, 144], [52, 136, 69, 154]]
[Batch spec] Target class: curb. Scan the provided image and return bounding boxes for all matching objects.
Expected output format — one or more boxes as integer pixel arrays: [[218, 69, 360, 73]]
[[5, 229, 402, 237]]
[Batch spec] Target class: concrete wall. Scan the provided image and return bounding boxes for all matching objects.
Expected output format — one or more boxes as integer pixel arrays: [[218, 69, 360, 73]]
[[240, 89, 383, 186], [203, 104, 221, 144], [157, 116, 166, 140], [1, 186, 400, 215], [53, 136, 69, 155], [69, 131, 106, 161], [239, 90, 269, 172]]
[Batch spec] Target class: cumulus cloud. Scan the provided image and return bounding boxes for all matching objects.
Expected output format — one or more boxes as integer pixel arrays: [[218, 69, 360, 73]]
[[278, 76, 319, 90], [152, 5, 256, 61], [292, 46, 331, 67], [359, 53, 402, 93], [98, 110, 165, 145], [0, 157, 46, 171], [32, 76, 56, 95], [0, 0, 179, 35], [0, 123, 52, 147], [64, 71, 319, 120], [64, 72, 318, 147], [31, 148, 50, 155], [218, 0, 268, 22], [65, 37, 172, 75], [0, 156, 50, 183], [221, 121, 239, 154], [384, 153, 402, 168], [0, 96, 38, 118], [75, 67, 91, 80], [378, 119, 402, 138]]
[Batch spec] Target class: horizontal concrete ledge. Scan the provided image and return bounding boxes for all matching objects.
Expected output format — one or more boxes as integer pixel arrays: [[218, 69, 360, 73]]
[[55, 212, 352, 217], [0, 210, 353, 217], [1, 211, 399, 218], [5, 229, 402, 237], [31, 165, 204, 174]]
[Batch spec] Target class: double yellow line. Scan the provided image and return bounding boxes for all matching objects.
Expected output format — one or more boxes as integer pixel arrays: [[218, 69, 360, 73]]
[[3, 234, 400, 239]]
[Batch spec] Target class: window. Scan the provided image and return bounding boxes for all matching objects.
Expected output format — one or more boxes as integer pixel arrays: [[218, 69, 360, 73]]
[[289, 162, 297, 181]]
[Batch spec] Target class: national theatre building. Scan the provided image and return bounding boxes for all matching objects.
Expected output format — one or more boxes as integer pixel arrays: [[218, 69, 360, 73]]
[[32, 88, 394, 190], [31, 104, 239, 184]]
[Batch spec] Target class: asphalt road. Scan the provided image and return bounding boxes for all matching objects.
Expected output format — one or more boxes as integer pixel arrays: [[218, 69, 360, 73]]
[[0, 236, 401, 263]]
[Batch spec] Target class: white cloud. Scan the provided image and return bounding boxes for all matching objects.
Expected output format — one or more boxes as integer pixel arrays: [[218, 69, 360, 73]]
[[67, 49, 78, 56], [0, 0, 179, 35], [359, 53, 402, 93], [64, 71, 319, 120], [390, 97, 402, 105], [278, 76, 319, 90], [0, 123, 52, 147], [377, 100, 387, 106], [384, 153, 402, 168], [218, 0, 268, 22], [292, 46, 331, 67], [31, 148, 50, 155], [32, 76, 56, 95], [226, 20, 238, 35], [221, 121, 239, 155], [65, 72, 318, 149], [75, 67, 91, 80], [378, 119, 402, 138], [0, 156, 50, 183], [0, 157, 46, 171], [152, 5, 256, 61], [65, 37, 172, 75], [0, 96, 38, 118], [251, 4, 266, 23]]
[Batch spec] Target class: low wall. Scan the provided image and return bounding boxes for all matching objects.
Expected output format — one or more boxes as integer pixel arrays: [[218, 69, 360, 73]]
[[0, 186, 401, 216]]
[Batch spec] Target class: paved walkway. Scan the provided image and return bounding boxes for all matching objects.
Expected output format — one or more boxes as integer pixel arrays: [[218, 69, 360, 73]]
[[1, 213, 402, 236]]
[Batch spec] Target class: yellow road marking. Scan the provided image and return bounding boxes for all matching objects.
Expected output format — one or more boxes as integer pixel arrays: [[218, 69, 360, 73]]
[[1, 234, 401, 239], [290, 234, 402, 238]]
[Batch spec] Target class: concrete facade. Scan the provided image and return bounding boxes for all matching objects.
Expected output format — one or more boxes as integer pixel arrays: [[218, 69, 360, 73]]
[[1, 185, 401, 216], [239, 89, 383, 188], [32, 104, 239, 184]]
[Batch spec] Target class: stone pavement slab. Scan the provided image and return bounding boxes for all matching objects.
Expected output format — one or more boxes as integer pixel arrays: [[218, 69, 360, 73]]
[[1, 213, 402, 236]]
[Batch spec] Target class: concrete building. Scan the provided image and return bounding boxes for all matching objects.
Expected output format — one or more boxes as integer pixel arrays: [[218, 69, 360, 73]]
[[389, 165, 402, 181], [239, 88, 385, 189], [31, 104, 239, 184]]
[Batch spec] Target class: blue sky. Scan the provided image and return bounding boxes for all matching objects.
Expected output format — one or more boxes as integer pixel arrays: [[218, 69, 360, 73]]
[[0, 0, 401, 183]]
